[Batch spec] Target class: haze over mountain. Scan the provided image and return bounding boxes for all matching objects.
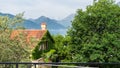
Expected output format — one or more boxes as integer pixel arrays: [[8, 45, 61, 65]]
[[29, 16, 66, 29], [117, 1, 120, 6], [0, 12, 40, 29], [0, 12, 74, 35], [58, 14, 75, 28], [0, 12, 14, 18]]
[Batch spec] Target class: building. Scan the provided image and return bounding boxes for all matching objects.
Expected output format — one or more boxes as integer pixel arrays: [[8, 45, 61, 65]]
[[10, 22, 54, 51]]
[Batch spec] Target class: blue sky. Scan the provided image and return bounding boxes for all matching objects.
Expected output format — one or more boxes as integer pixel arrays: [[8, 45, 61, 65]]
[[0, 0, 120, 20]]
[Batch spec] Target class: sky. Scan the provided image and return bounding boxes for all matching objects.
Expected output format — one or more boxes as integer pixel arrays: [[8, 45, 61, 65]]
[[0, 0, 120, 20]]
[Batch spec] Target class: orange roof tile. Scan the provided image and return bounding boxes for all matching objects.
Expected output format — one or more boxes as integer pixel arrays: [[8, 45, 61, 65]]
[[11, 29, 47, 43]]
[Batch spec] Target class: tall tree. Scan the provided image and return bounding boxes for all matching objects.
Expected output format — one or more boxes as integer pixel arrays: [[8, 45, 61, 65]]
[[68, 0, 120, 62], [52, 35, 71, 62], [0, 13, 30, 62]]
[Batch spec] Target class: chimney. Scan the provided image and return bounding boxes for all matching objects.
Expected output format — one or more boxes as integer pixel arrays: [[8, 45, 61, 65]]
[[41, 22, 47, 30]]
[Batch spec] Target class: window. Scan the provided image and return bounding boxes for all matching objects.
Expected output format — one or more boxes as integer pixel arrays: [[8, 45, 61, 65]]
[[39, 41, 48, 51]]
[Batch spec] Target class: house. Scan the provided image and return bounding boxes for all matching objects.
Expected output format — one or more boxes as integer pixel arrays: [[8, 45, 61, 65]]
[[10, 22, 54, 51]]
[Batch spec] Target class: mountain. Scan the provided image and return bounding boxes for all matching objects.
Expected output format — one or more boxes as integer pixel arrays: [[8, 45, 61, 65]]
[[29, 16, 67, 35], [58, 14, 75, 28], [0, 12, 74, 35], [117, 2, 120, 6], [0, 12, 68, 35], [31, 16, 66, 29], [0, 12, 14, 18], [0, 12, 39, 29], [22, 20, 40, 29]]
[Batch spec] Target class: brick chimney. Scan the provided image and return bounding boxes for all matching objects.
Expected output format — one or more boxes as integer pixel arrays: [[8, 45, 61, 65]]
[[41, 22, 47, 30]]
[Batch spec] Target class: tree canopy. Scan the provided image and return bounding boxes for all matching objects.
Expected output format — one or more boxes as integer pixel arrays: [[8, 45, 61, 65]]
[[68, 0, 120, 62], [0, 13, 30, 62], [41, 34, 71, 62]]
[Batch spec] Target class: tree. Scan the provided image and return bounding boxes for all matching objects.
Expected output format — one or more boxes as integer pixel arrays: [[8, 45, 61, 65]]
[[0, 13, 30, 62], [68, 0, 120, 62], [44, 35, 71, 62]]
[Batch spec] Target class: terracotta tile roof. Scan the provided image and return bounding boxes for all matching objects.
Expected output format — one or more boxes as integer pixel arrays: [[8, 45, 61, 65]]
[[10, 29, 47, 43]]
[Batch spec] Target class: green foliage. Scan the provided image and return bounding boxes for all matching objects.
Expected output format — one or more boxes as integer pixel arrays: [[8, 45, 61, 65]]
[[32, 31, 54, 60], [0, 13, 24, 30], [43, 49, 56, 62], [37, 34, 72, 62], [68, 0, 120, 62], [0, 13, 30, 62], [47, 35, 72, 62]]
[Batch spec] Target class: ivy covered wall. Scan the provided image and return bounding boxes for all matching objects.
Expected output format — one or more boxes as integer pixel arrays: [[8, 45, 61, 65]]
[[32, 30, 54, 60]]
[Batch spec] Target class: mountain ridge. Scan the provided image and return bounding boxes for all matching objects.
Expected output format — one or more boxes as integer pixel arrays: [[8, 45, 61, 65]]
[[30, 16, 66, 29], [117, 2, 120, 6], [0, 12, 74, 35], [58, 14, 75, 28]]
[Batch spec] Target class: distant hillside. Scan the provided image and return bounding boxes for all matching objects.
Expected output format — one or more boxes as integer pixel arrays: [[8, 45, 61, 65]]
[[22, 20, 40, 29], [29, 16, 67, 35], [30, 16, 66, 29], [0, 12, 74, 35], [117, 2, 120, 6], [0, 12, 14, 18], [0, 12, 39, 29], [58, 14, 75, 28]]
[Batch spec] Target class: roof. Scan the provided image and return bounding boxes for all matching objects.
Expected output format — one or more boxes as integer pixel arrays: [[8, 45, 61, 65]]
[[10, 29, 47, 43]]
